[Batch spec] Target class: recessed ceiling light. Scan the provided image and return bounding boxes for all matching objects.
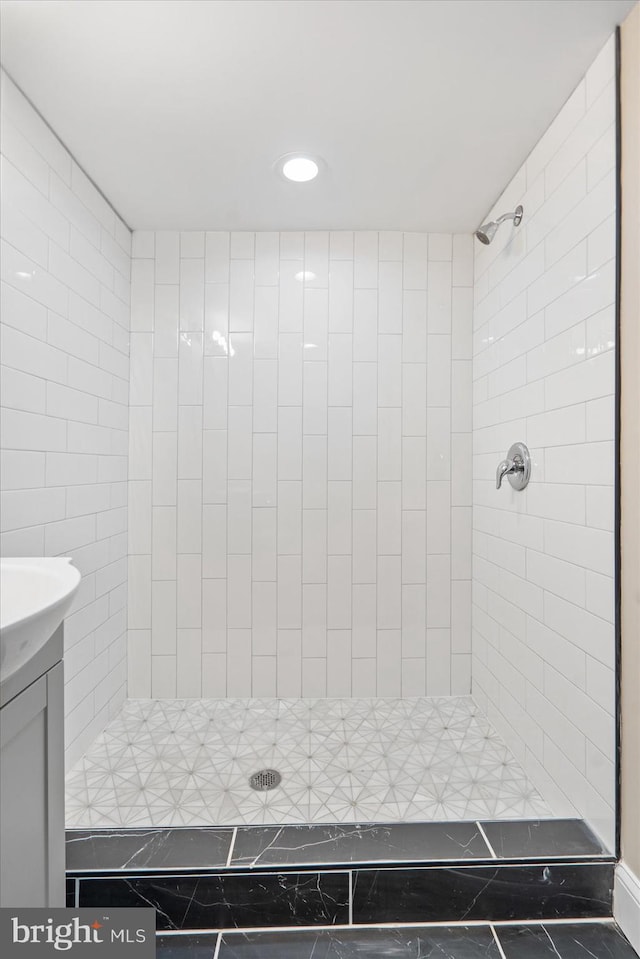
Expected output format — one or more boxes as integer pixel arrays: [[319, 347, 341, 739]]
[[278, 154, 321, 182]]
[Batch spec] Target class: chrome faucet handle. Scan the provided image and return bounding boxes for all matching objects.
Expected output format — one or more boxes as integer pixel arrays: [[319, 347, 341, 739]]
[[496, 458, 518, 489], [496, 443, 531, 491]]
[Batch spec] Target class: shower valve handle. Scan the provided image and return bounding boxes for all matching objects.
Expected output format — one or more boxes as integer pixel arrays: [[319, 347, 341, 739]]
[[495, 442, 531, 491], [495, 457, 521, 489]]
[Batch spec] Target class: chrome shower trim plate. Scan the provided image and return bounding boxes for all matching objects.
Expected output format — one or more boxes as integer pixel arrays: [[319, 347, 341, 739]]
[[505, 441, 531, 491]]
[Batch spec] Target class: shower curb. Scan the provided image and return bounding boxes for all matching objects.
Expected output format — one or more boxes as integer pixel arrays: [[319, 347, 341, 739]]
[[65, 819, 616, 931]]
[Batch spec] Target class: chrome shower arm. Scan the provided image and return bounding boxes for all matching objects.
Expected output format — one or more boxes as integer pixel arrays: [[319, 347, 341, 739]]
[[496, 205, 524, 227]]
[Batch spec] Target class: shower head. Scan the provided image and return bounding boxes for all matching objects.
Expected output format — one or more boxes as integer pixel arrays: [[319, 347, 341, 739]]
[[474, 204, 523, 245], [474, 221, 499, 245]]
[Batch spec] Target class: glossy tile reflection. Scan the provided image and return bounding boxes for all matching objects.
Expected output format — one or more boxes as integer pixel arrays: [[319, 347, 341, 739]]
[[216, 926, 502, 958], [66, 696, 550, 827], [153, 924, 638, 959], [481, 818, 608, 859], [78, 871, 349, 930], [66, 827, 233, 871], [497, 922, 639, 958], [351, 863, 614, 923], [231, 821, 491, 867]]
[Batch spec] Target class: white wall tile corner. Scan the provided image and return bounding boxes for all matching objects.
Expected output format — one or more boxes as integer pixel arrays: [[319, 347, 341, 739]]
[[0, 69, 131, 769]]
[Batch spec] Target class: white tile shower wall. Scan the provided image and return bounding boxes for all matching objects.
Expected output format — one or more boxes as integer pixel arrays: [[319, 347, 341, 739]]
[[128, 230, 473, 699], [0, 72, 131, 768], [471, 38, 617, 848]]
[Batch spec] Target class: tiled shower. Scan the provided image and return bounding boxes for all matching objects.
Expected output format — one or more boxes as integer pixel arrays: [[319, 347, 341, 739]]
[[0, 30, 617, 853]]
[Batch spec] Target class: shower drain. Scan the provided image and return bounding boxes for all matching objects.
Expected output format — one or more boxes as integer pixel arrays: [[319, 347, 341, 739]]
[[248, 768, 282, 791]]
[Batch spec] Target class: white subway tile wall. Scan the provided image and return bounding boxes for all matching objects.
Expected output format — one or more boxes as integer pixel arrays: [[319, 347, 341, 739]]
[[0, 71, 131, 768], [128, 230, 473, 699], [471, 38, 617, 848]]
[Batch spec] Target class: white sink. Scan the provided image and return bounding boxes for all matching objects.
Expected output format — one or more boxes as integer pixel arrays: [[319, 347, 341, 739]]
[[0, 557, 81, 682]]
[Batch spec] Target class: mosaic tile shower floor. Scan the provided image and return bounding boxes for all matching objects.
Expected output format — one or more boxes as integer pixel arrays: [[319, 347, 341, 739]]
[[65, 696, 551, 828]]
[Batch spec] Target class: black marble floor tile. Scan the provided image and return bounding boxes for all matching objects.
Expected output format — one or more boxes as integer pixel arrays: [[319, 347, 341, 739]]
[[231, 821, 491, 868], [481, 819, 609, 860], [77, 871, 350, 930], [352, 863, 614, 923], [497, 922, 639, 958], [66, 828, 233, 872], [155, 933, 219, 958], [218, 926, 502, 958]]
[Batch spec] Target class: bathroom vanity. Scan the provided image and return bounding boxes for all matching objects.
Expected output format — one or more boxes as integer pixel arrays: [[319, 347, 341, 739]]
[[0, 557, 81, 907], [0, 624, 65, 907]]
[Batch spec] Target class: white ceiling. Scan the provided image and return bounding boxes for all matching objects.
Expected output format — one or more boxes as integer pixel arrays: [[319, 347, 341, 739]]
[[0, 0, 635, 232]]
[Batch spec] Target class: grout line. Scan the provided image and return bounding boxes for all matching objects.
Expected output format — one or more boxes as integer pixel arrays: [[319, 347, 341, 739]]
[[348, 232, 355, 700], [490, 924, 509, 959], [82, 859, 609, 882], [198, 241, 206, 702], [156, 917, 617, 936], [82, 858, 610, 880], [225, 828, 238, 868], [273, 233, 280, 702], [493, 918, 617, 926], [224, 232, 231, 700], [348, 870, 353, 924], [210, 851, 610, 870], [212, 931, 222, 959], [70, 852, 608, 874], [155, 930, 221, 937], [476, 821, 498, 859]]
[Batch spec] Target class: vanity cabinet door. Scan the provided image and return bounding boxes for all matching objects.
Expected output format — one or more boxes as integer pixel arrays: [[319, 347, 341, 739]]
[[0, 662, 65, 907]]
